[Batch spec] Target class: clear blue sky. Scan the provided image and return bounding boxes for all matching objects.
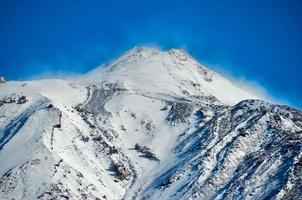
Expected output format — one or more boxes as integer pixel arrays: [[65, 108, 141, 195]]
[[0, 0, 301, 109]]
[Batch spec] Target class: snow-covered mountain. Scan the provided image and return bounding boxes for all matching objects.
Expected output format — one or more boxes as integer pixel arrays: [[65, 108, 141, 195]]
[[0, 47, 301, 200]]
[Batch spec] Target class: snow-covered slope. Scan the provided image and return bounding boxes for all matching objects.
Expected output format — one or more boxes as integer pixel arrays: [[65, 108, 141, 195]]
[[83, 47, 257, 105], [0, 47, 301, 200]]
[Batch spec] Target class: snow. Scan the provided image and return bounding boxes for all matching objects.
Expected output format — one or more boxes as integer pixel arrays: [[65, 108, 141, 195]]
[[0, 47, 301, 200], [81, 47, 258, 105]]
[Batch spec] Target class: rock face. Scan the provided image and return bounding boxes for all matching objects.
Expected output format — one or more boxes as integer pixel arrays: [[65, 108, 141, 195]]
[[0, 47, 301, 200], [1, 94, 28, 105]]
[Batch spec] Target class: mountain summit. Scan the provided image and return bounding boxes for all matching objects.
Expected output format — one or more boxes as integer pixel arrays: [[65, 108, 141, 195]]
[[0, 47, 301, 200], [85, 47, 257, 105]]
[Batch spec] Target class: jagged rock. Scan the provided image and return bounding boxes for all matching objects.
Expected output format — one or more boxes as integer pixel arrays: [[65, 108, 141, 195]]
[[160, 106, 169, 111], [166, 102, 194, 124], [134, 143, 159, 161], [130, 112, 136, 118], [47, 104, 54, 109], [16, 95, 28, 104], [112, 161, 131, 181], [81, 135, 89, 142], [3, 95, 16, 103], [53, 123, 61, 129], [109, 146, 118, 154], [134, 143, 142, 151], [1, 94, 28, 104]]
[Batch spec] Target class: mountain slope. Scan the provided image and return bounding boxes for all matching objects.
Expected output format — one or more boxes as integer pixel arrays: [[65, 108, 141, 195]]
[[0, 47, 301, 200], [143, 100, 302, 200], [83, 47, 257, 105]]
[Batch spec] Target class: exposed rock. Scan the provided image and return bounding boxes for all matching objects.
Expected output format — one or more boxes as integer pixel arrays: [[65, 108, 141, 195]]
[[3, 95, 16, 103], [145, 122, 154, 131], [16, 95, 28, 104], [134, 143, 159, 161], [120, 125, 126, 131], [47, 104, 54, 109], [111, 161, 131, 181], [81, 135, 89, 142], [109, 146, 118, 154], [166, 102, 194, 124], [160, 106, 169, 111], [1, 94, 28, 105]]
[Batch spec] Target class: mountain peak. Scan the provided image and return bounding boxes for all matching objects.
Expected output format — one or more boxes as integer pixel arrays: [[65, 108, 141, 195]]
[[168, 48, 189, 59], [122, 46, 191, 62], [85, 46, 257, 105], [122, 46, 160, 58]]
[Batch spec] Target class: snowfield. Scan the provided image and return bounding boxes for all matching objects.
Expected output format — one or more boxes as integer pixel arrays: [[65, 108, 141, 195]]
[[0, 47, 301, 200]]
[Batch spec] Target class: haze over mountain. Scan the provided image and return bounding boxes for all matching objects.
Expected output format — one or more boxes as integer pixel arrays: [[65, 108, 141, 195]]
[[0, 47, 301, 200]]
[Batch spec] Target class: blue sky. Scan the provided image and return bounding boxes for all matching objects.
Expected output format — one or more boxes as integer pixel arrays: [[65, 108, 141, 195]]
[[0, 0, 301, 109]]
